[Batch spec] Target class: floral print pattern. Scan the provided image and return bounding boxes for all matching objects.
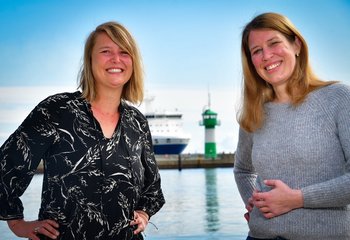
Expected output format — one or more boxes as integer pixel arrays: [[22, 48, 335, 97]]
[[0, 92, 165, 239]]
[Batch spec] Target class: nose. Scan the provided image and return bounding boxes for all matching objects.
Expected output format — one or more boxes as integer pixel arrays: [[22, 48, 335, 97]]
[[111, 53, 120, 63], [262, 49, 273, 61]]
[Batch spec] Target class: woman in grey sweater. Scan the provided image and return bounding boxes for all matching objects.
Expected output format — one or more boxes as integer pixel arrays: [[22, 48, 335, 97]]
[[234, 12, 350, 239]]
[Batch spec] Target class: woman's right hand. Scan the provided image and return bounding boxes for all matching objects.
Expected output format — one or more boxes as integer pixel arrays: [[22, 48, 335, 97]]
[[7, 219, 60, 240]]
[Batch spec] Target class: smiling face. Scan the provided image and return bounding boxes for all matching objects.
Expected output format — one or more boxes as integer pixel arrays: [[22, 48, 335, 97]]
[[248, 29, 301, 90], [91, 32, 133, 92]]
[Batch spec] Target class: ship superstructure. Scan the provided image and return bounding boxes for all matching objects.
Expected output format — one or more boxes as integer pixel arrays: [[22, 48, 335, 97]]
[[143, 96, 190, 155]]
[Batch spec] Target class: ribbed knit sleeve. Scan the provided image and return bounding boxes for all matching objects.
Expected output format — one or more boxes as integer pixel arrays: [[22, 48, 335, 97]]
[[302, 84, 350, 208], [234, 128, 257, 206]]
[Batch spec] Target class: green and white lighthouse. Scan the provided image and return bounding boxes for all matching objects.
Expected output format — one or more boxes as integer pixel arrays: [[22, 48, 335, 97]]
[[199, 94, 220, 159]]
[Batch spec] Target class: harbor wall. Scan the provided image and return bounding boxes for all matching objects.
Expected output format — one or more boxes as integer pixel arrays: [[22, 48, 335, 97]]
[[155, 153, 235, 170], [35, 153, 235, 173]]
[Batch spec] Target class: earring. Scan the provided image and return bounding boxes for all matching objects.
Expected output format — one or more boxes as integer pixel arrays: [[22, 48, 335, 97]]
[[296, 53, 300, 57]]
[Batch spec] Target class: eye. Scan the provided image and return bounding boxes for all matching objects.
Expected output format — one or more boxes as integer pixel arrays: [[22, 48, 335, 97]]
[[251, 48, 262, 56], [270, 41, 281, 46], [101, 49, 111, 54], [120, 51, 130, 56]]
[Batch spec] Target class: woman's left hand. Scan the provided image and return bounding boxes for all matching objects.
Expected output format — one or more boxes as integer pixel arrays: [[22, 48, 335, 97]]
[[130, 210, 149, 235], [252, 179, 303, 219]]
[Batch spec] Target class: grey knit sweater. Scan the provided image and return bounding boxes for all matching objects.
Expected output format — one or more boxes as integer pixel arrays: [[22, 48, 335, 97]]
[[234, 83, 350, 240]]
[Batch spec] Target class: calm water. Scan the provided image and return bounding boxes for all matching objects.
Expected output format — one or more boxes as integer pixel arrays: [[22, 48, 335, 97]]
[[0, 168, 248, 239]]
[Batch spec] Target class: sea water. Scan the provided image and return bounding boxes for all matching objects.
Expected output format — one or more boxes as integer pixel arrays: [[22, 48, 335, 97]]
[[0, 168, 248, 240]]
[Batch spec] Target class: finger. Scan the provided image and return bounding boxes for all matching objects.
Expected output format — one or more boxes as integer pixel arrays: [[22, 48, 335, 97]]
[[35, 221, 60, 239], [29, 232, 40, 240], [259, 206, 270, 213], [133, 213, 148, 235], [129, 212, 140, 226], [248, 197, 254, 204], [36, 225, 59, 239], [263, 179, 277, 187], [138, 214, 149, 224], [44, 223, 60, 236], [252, 191, 262, 198], [131, 211, 140, 222], [246, 204, 253, 212], [129, 219, 138, 226], [263, 212, 275, 219], [254, 199, 268, 209], [133, 220, 145, 235], [252, 192, 268, 202], [252, 197, 265, 207], [44, 219, 60, 228], [244, 212, 250, 222], [135, 210, 149, 221]]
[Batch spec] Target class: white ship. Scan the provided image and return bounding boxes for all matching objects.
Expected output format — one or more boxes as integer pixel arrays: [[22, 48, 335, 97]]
[[143, 96, 190, 155]]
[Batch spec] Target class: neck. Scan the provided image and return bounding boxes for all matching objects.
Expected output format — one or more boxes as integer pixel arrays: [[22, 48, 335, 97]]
[[91, 94, 121, 115], [273, 84, 291, 103], [90, 93, 121, 138], [274, 94, 291, 103]]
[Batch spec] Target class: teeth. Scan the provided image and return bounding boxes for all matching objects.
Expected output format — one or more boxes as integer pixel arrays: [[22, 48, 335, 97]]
[[108, 68, 122, 73], [266, 63, 280, 71]]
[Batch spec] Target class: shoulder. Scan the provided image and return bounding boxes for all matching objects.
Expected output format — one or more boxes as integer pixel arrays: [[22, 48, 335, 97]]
[[38, 91, 82, 107], [313, 83, 350, 98], [309, 83, 350, 114], [33, 91, 83, 118], [309, 83, 350, 104]]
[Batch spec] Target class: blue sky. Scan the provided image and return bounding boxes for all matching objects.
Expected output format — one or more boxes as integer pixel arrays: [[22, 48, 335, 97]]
[[1, 0, 350, 153]]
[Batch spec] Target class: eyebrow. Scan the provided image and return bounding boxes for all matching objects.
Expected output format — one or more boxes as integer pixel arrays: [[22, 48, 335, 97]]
[[267, 36, 280, 43], [96, 46, 112, 50]]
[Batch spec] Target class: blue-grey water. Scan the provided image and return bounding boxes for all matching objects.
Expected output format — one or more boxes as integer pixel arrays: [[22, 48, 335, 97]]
[[0, 168, 248, 239]]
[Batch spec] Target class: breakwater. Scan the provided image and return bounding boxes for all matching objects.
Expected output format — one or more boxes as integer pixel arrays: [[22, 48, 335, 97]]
[[35, 153, 235, 173], [156, 153, 234, 170]]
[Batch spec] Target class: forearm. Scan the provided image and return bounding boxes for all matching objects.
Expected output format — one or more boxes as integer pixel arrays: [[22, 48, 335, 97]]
[[302, 174, 350, 208], [234, 167, 258, 205]]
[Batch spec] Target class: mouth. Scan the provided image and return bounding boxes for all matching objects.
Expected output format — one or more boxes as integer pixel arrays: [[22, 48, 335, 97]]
[[265, 62, 281, 71], [107, 68, 123, 73]]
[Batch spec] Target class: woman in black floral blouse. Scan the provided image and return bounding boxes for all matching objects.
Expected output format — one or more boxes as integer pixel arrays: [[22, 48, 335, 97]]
[[0, 21, 165, 240]]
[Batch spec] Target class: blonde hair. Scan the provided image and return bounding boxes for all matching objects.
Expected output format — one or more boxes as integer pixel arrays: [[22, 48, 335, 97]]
[[238, 12, 336, 132], [78, 21, 144, 104]]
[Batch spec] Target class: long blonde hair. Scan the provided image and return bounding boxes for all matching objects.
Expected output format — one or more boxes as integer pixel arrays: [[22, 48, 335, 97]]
[[78, 21, 144, 104], [238, 12, 335, 132]]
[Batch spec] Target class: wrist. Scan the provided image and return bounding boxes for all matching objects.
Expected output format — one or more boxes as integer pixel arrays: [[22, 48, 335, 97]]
[[7, 219, 24, 229], [292, 189, 304, 209]]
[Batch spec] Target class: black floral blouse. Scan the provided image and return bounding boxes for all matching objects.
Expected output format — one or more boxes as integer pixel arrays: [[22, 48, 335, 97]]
[[0, 91, 165, 240]]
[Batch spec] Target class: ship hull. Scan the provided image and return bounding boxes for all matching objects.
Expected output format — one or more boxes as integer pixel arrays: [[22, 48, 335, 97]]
[[152, 137, 190, 155], [153, 143, 188, 155]]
